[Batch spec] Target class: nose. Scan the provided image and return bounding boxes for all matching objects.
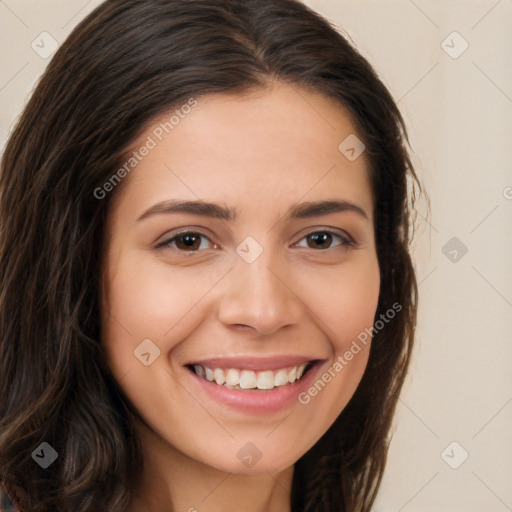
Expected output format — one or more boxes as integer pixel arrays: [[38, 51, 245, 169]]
[[216, 248, 304, 336]]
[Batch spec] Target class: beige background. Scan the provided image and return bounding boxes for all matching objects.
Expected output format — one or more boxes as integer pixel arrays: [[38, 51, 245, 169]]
[[1, 0, 511, 510]]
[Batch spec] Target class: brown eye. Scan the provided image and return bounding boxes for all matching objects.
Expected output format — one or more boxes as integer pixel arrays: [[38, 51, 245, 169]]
[[175, 233, 202, 251], [157, 232, 214, 252], [308, 232, 333, 249], [296, 230, 354, 250]]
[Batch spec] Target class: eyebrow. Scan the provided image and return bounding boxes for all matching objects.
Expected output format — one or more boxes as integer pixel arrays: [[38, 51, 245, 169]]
[[136, 198, 369, 222]]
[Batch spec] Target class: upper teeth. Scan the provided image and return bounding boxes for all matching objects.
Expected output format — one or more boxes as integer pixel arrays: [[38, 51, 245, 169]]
[[191, 363, 310, 390]]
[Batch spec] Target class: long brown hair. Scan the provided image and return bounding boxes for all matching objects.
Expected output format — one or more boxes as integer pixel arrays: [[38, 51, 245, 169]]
[[0, 1, 420, 510]]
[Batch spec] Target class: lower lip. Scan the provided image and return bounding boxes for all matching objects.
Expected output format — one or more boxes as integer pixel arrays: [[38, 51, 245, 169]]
[[185, 361, 324, 414]]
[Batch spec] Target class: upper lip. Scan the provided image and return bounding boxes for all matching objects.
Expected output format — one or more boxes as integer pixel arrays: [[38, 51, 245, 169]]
[[186, 355, 324, 371]]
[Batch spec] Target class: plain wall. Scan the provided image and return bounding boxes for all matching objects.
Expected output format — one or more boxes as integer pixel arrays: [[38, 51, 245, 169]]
[[1, 1, 511, 510]]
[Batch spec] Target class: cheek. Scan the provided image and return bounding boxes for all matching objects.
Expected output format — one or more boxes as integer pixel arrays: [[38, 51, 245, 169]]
[[300, 256, 381, 350], [100, 252, 224, 371], [99, 253, 221, 439], [293, 256, 380, 420]]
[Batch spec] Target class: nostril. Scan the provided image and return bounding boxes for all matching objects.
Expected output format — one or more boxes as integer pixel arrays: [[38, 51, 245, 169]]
[[232, 324, 255, 332]]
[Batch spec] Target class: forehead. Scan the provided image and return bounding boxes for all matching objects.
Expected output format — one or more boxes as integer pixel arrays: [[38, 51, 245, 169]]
[[112, 82, 373, 222]]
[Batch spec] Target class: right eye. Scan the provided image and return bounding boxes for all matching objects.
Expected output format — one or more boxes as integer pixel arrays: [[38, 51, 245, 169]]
[[156, 231, 219, 253]]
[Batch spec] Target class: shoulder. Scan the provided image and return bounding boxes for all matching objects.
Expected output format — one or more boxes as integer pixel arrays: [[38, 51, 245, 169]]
[[0, 482, 22, 512]]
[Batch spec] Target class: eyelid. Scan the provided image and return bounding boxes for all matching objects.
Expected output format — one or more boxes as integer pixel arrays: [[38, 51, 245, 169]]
[[154, 227, 215, 249], [292, 227, 355, 248], [155, 226, 356, 252]]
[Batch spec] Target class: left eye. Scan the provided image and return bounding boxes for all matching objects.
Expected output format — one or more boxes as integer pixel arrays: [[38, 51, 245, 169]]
[[157, 230, 353, 253], [294, 231, 354, 250]]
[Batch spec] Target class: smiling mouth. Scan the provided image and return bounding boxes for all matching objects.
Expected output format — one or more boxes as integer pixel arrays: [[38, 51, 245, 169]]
[[186, 361, 316, 391]]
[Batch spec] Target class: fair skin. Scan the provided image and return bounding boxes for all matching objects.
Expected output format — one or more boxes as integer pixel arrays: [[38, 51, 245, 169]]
[[100, 81, 380, 512]]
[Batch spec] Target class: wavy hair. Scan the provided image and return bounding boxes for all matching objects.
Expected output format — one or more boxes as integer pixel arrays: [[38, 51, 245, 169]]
[[0, 1, 420, 510]]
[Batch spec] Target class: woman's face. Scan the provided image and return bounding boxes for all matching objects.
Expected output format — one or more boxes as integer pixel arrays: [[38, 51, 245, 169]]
[[100, 82, 380, 475]]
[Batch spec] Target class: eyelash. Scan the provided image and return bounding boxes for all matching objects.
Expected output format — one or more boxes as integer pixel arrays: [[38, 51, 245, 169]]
[[156, 229, 355, 253]]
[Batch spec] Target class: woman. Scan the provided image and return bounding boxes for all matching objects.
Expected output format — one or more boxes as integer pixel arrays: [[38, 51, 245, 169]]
[[0, 1, 420, 511]]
